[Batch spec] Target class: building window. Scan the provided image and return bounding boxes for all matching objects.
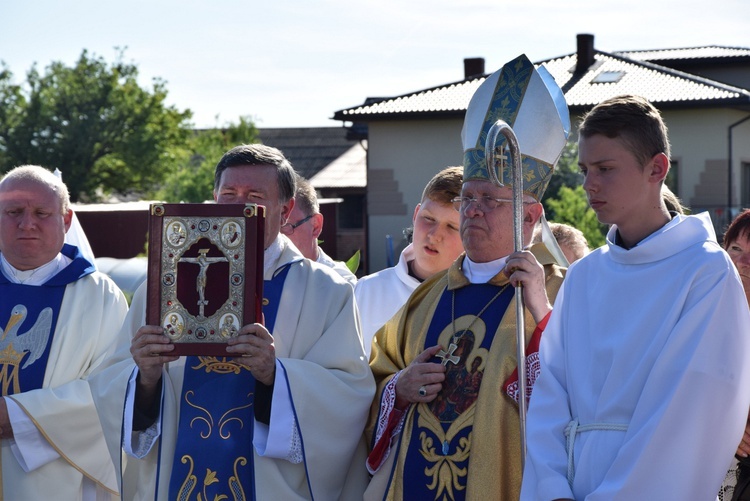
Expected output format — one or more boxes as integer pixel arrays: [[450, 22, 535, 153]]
[[338, 195, 365, 229], [591, 71, 625, 84]]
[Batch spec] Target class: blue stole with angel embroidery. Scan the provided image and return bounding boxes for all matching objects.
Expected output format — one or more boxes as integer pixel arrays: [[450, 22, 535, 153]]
[[0, 245, 94, 395], [168, 263, 292, 501], [401, 282, 513, 501]]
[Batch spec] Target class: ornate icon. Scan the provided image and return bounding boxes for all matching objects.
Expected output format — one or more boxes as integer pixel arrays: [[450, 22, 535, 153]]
[[147, 203, 265, 356]]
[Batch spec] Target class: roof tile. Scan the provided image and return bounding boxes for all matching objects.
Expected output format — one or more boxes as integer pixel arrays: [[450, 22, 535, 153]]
[[334, 47, 750, 121]]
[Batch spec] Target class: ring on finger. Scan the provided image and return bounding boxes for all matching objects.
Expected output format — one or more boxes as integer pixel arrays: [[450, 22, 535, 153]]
[[418, 385, 427, 397]]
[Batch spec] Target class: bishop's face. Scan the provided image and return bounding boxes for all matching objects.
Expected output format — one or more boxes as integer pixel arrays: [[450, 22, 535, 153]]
[[214, 164, 293, 250], [459, 181, 518, 263]]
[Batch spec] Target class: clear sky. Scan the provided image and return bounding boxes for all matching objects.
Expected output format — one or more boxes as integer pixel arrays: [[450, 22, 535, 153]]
[[1, 0, 748, 129]]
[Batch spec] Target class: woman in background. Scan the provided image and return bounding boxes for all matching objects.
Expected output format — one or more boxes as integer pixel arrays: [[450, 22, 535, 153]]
[[721, 209, 750, 501]]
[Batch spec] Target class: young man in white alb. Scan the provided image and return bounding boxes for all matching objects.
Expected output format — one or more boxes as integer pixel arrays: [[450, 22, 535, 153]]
[[522, 95, 750, 500]]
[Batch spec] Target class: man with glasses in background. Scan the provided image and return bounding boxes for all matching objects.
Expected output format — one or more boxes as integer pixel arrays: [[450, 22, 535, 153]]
[[364, 54, 570, 500], [282, 175, 357, 285]]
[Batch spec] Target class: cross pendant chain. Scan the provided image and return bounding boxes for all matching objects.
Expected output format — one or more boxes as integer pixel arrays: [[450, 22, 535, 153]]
[[437, 343, 461, 366]]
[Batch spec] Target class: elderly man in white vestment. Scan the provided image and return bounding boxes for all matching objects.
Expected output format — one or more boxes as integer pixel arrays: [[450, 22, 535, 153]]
[[0, 165, 127, 500], [521, 95, 750, 500], [90, 144, 374, 500]]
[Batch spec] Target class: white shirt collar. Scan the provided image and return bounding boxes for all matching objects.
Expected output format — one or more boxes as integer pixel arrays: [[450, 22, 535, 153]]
[[1, 253, 71, 286], [264, 236, 284, 276], [463, 255, 508, 284]]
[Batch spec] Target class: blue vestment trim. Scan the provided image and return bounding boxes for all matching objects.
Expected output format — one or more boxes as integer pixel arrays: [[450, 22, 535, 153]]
[[167, 262, 292, 500], [0, 245, 94, 395], [401, 283, 513, 501]]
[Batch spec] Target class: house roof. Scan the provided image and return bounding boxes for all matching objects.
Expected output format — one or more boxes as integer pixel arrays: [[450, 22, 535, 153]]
[[333, 78, 482, 121], [614, 46, 750, 63], [542, 50, 750, 110], [309, 141, 367, 189], [257, 127, 359, 180], [333, 44, 750, 122]]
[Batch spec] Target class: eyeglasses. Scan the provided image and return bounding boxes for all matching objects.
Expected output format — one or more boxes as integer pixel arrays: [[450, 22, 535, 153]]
[[280, 214, 313, 235], [451, 196, 532, 212]]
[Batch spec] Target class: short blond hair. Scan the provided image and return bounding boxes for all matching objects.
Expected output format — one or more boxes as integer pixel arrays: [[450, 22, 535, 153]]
[[550, 222, 590, 262], [294, 175, 319, 215], [0, 165, 70, 214], [422, 166, 463, 204]]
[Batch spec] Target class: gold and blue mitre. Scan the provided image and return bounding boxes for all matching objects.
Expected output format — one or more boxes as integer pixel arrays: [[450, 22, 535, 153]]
[[461, 54, 570, 200]]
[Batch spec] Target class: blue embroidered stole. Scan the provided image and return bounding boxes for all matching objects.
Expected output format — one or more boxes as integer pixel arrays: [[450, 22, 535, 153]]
[[168, 263, 292, 501], [402, 283, 513, 501], [0, 245, 94, 395]]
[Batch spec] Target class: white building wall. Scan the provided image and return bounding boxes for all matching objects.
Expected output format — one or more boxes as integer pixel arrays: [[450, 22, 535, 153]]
[[366, 119, 463, 272], [362, 108, 750, 271], [664, 108, 750, 227]]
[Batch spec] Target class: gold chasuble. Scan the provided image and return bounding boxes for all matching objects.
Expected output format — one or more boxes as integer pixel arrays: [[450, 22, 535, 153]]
[[367, 243, 564, 501]]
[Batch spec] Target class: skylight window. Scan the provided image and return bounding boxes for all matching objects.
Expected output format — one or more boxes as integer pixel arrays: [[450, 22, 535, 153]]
[[592, 71, 625, 83]]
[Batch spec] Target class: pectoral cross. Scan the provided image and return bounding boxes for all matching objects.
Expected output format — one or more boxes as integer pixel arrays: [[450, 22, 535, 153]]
[[437, 343, 460, 366]]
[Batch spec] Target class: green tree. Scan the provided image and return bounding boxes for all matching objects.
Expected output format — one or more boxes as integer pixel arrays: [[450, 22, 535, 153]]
[[546, 185, 607, 249], [542, 141, 583, 219], [540, 140, 607, 248], [157, 117, 259, 202], [0, 65, 24, 170], [0, 50, 192, 201]]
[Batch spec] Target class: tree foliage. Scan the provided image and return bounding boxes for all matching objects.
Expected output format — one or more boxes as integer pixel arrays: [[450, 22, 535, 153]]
[[0, 50, 192, 201], [542, 141, 607, 249], [546, 185, 607, 249], [156, 117, 259, 202], [542, 141, 583, 215]]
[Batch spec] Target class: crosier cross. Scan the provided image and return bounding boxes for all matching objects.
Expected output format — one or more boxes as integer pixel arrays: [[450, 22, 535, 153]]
[[496, 150, 508, 172]]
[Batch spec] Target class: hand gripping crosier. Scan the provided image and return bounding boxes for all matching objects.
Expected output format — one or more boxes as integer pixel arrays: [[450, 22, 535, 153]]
[[461, 53, 570, 464]]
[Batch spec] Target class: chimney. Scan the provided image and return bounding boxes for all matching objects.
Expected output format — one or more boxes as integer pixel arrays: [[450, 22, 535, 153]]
[[576, 33, 595, 72], [464, 58, 485, 80]]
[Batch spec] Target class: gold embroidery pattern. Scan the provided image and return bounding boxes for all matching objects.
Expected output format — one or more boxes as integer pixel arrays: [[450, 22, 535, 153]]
[[0, 344, 24, 395], [419, 431, 470, 501], [176, 456, 250, 501], [410, 316, 489, 500], [193, 356, 250, 375], [183, 390, 253, 440], [176, 455, 197, 500], [228, 457, 248, 501], [417, 409, 474, 501], [218, 401, 253, 440]]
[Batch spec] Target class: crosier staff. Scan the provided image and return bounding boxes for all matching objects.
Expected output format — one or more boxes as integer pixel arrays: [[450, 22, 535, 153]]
[[485, 120, 528, 465]]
